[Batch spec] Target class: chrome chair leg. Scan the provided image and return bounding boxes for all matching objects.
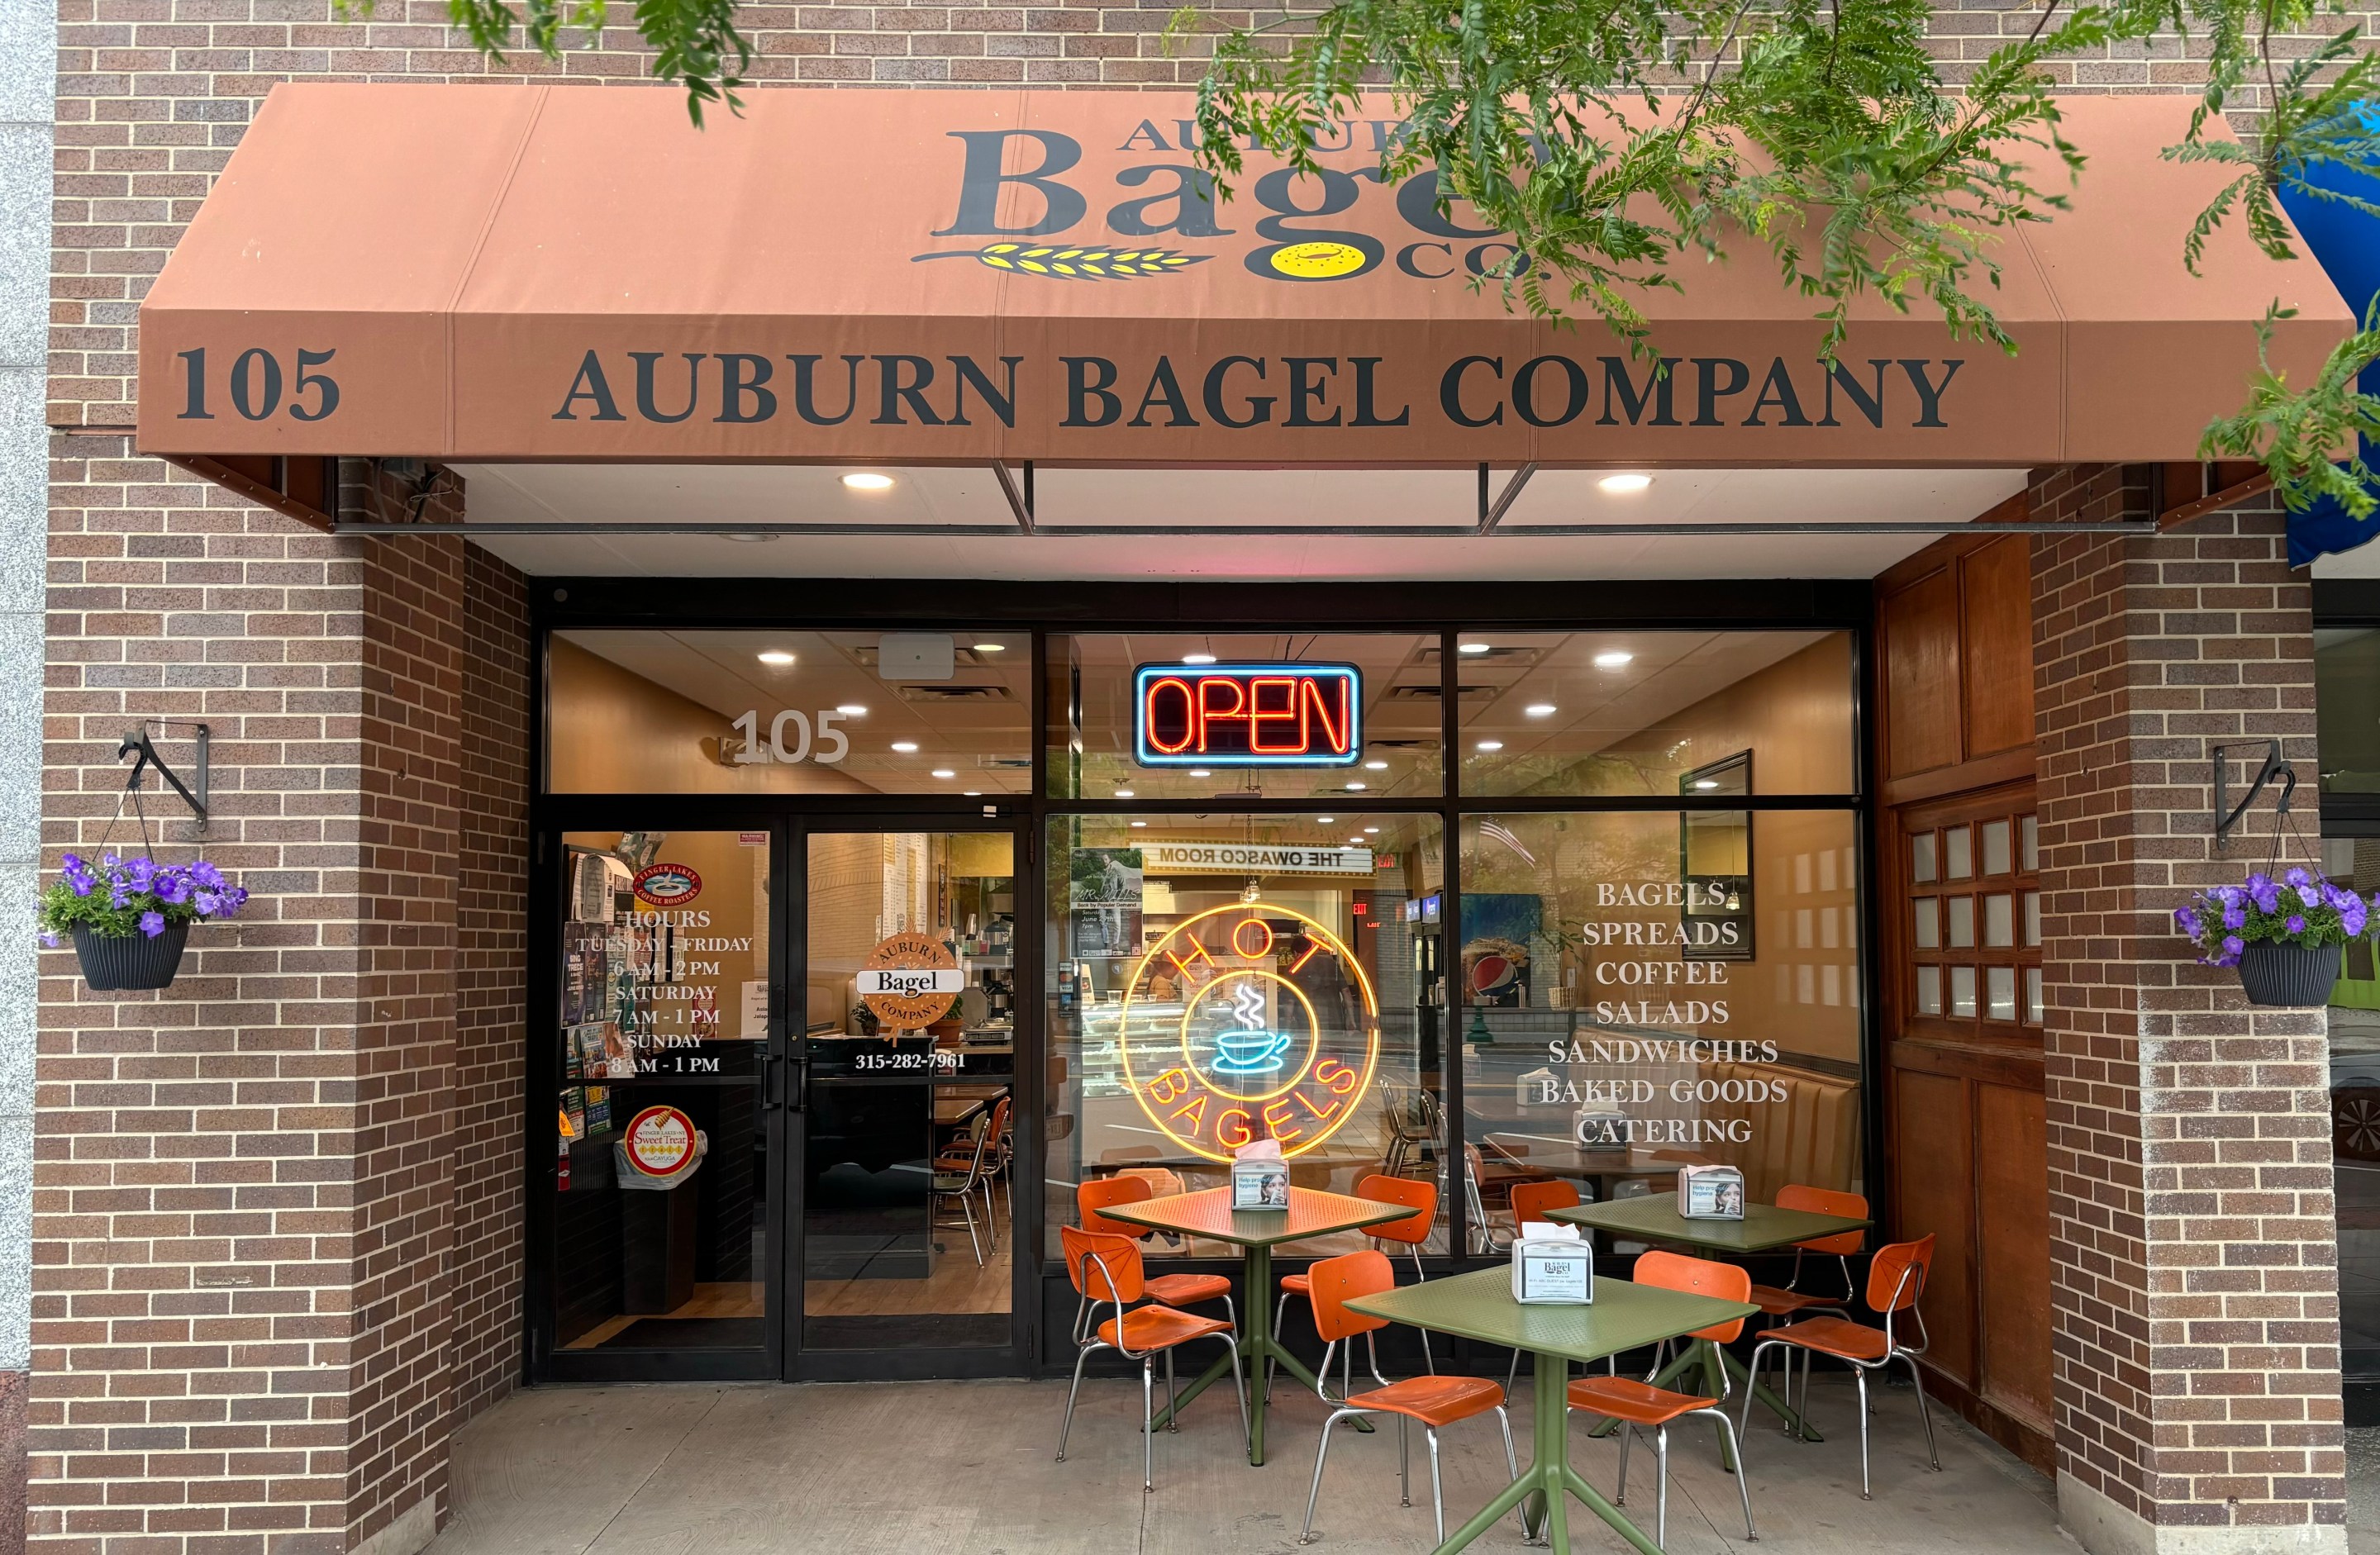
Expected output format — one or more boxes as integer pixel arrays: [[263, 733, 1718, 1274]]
[[1494, 1405, 1530, 1538], [1221, 1334, 1252, 1453], [1142, 1357, 1157, 1493], [1690, 1405, 1758, 1540], [1427, 1427, 1446, 1544], [1904, 1353, 1943, 1470], [1055, 1341, 1096, 1461], [1654, 1425, 1670, 1548], [1269, 1291, 1291, 1400], [1615, 1420, 1632, 1504], [1853, 1366, 1871, 1500], [1298, 1406, 1361, 1544], [1398, 1414, 1411, 1506], [1164, 1347, 1179, 1431]]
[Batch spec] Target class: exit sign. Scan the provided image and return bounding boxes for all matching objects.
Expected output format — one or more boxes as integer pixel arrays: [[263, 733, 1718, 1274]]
[[1134, 663, 1363, 767]]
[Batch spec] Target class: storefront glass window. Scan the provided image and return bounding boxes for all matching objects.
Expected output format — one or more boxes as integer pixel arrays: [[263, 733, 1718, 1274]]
[[1457, 810, 1864, 1252], [2320, 629, 2380, 800], [1043, 811, 1450, 1258], [547, 629, 1031, 794], [2323, 837, 2380, 1396], [1454, 630, 1857, 797], [1045, 632, 1444, 801], [553, 830, 771, 1353]]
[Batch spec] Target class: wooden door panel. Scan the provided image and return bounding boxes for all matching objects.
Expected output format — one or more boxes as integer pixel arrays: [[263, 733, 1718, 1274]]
[[1974, 1082, 2054, 1429], [1959, 539, 2036, 758], [1881, 568, 1962, 778], [1891, 1068, 1978, 1386]]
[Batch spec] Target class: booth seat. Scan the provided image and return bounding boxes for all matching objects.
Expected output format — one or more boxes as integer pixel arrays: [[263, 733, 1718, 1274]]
[[1697, 1059, 1860, 1205]]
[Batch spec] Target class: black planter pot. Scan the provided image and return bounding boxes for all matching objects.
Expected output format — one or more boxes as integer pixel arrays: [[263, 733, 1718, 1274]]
[[70, 920, 189, 991], [2235, 940, 2343, 1007]]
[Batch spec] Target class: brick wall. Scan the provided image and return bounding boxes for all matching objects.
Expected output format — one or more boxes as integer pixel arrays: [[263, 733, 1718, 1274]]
[[2030, 471, 2346, 1549], [450, 547, 526, 1426]]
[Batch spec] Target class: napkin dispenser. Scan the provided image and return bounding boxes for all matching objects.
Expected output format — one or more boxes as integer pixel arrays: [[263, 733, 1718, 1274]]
[[1510, 1222, 1593, 1305], [1230, 1139, 1289, 1211], [1678, 1163, 1745, 1220]]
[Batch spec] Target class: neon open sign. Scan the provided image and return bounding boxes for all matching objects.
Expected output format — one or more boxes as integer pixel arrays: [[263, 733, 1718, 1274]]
[[1133, 663, 1362, 767]]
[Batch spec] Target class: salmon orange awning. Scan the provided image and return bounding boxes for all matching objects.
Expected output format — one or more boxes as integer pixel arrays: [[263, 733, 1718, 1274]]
[[134, 84, 2351, 468]]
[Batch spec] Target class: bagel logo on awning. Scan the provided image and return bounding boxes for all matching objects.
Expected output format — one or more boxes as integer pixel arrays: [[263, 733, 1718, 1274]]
[[912, 122, 1519, 285]]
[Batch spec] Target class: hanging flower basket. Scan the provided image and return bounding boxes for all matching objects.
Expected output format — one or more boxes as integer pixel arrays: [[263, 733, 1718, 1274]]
[[2177, 868, 2369, 1007], [39, 853, 249, 993], [2236, 940, 2345, 1007], [69, 919, 188, 991]]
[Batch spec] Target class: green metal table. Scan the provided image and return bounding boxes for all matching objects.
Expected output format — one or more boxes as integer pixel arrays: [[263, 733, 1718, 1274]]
[[1349, 1267, 1756, 1555], [1549, 1195, 1872, 1455], [1102, 1186, 1409, 1467]]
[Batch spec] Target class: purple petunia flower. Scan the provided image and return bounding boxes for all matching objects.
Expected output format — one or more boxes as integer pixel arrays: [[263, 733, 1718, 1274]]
[[2253, 882, 2283, 915], [37, 930, 57, 949], [155, 873, 191, 906], [2287, 867, 2312, 887], [137, 911, 164, 939], [190, 860, 222, 891], [2177, 906, 2203, 937], [107, 884, 129, 910], [126, 858, 154, 891], [2287, 914, 2308, 935], [193, 891, 220, 916], [2224, 901, 2248, 930], [2299, 884, 2323, 909], [2223, 934, 2245, 958], [2349, 898, 2372, 938]]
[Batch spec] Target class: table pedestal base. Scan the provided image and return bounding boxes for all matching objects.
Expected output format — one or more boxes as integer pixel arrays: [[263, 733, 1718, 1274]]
[[1435, 1351, 1662, 1555], [1142, 1243, 1369, 1466]]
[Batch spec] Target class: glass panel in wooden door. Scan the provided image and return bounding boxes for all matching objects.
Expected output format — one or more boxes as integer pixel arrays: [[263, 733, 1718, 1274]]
[[553, 829, 774, 1358], [801, 829, 1016, 1351]]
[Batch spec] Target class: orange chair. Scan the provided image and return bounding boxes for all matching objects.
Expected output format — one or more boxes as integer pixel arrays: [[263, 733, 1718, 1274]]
[[935, 1096, 1014, 1248], [1742, 1234, 1942, 1499], [1748, 1184, 1866, 1321], [1565, 1251, 1759, 1546], [1054, 1225, 1250, 1492], [1296, 1251, 1522, 1546], [1275, 1174, 1440, 1384], [1078, 1177, 1236, 1325]]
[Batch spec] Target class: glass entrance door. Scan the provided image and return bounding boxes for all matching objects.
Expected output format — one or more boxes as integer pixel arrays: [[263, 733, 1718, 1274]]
[[544, 824, 782, 1379], [795, 823, 1021, 1370]]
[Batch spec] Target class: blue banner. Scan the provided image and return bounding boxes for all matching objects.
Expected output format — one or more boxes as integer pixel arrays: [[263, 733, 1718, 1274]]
[[2276, 108, 2380, 567]]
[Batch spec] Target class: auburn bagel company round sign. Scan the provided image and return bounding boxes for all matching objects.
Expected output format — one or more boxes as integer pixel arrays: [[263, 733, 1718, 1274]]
[[858, 930, 964, 1029], [623, 1106, 700, 1180], [631, 862, 702, 908]]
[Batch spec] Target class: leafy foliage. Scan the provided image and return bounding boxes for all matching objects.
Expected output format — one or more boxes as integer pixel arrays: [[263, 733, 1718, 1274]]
[[2177, 866, 2372, 965], [336, 0, 752, 123], [38, 854, 249, 944]]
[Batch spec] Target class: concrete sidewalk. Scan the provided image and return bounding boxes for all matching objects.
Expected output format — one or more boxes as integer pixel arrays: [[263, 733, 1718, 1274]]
[[426, 1371, 2064, 1555]]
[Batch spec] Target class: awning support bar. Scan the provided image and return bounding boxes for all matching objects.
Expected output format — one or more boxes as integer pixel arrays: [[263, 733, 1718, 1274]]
[[1479, 464, 1540, 534], [991, 461, 1034, 534], [336, 518, 2159, 538]]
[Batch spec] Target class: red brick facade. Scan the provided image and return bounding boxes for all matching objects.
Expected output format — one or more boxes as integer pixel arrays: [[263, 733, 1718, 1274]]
[[2030, 474, 2345, 1545], [36, 445, 527, 1551]]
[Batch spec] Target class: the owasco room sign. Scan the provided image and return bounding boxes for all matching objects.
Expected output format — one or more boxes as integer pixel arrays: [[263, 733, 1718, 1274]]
[[135, 86, 2349, 463]]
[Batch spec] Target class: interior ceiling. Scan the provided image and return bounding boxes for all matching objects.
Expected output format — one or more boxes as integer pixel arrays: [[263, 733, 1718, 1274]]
[[450, 464, 2030, 581]]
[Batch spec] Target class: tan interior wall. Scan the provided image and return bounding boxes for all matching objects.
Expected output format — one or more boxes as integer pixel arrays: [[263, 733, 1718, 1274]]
[[1639, 635, 1856, 792], [569, 829, 769, 1038], [546, 635, 873, 795]]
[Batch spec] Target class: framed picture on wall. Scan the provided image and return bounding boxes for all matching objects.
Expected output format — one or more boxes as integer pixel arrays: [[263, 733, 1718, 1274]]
[[1681, 752, 1755, 962]]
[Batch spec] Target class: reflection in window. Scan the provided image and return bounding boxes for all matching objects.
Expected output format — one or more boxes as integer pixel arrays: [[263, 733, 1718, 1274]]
[[2320, 630, 2380, 796], [547, 629, 1032, 795], [1044, 812, 1449, 1258], [1045, 633, 1442, 801], [1457, 809, 1864, 1252], [1455, 631, 1856, 797]]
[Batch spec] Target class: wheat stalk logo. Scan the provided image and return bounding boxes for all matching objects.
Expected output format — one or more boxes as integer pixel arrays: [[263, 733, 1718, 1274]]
[[912, 242, 1209, 279]]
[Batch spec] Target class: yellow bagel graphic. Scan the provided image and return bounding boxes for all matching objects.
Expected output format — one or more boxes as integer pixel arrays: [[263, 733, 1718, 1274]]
[[1267, 240, 1370, 280]]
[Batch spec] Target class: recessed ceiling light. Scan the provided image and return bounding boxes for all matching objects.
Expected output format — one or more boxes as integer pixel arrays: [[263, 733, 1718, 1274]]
[[1317, 816, 1335, 825], [891, 740, 919, 753], [1364, 759, 1388, 771], [1344, 782, 1367, 792], [1363, 826, 1380, 835], [841, 472, 895, 491], [964, 790, 982, 797], [1115, 788, 1135, 798], [1458, 642, 1492, 655], [1593, 650, 1635, 669], [1476, 739, 1504, 751], [1695, 778, 1721, 790], [835, 702, 867, 716], [1130, 820, 1148, 828], [973, 642, 1006, 653], [1599, 473, 1654, 493], [1189, 768, 1211, 778], [1525, 703, 1557, 718], [757, 650, 795, 665], [931, 768, 956, 779], [1183, 652, 1218, 665], [1349, 836, 1366, 845]]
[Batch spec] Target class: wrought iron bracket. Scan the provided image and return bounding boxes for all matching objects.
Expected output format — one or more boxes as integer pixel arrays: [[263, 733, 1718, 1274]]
[[119, 721, 209, 834], [2213, 738, 2294, 854]]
